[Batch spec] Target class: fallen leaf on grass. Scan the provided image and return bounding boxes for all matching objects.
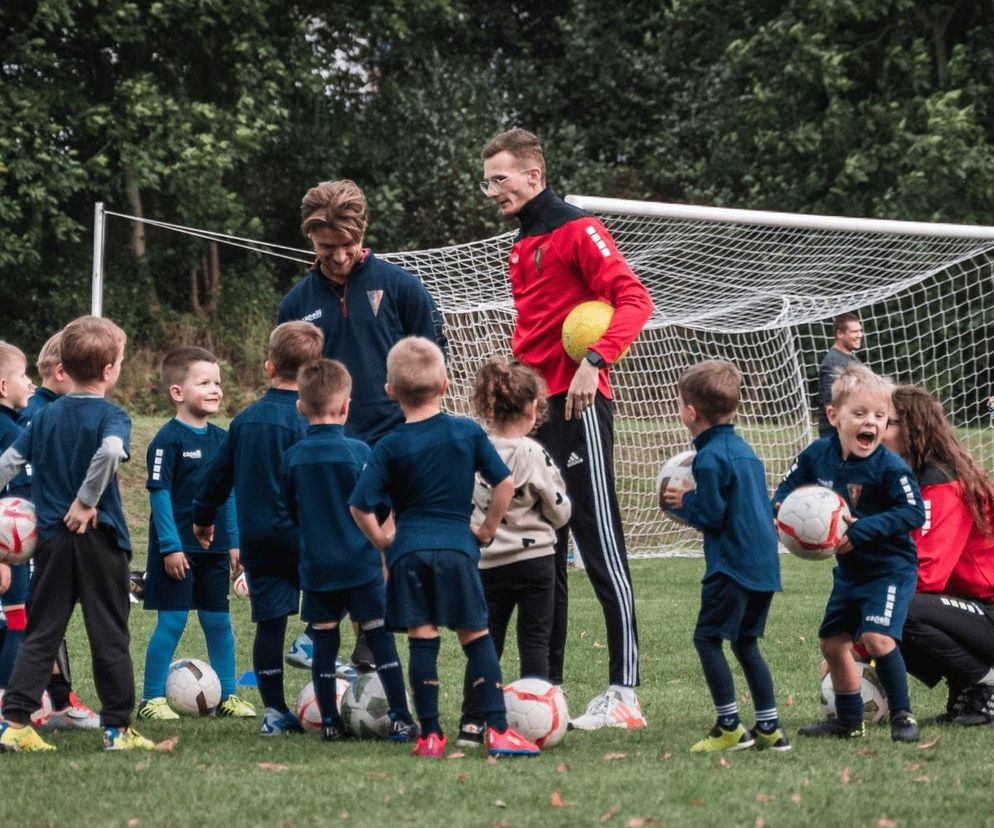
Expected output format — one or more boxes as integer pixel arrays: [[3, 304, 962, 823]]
[[755, 793, 775, 803], [877, 819, 897, 828], [487, 755, 499, 765], [755, 819, 766, 828], [741, 692, 751, 705], [658, 752, 673, 761], [840, 767, 852, 785], [791, 794, 802, 805], [257, 762, 289, 772], [134, 758, 151, 771], [368, 771, 388, 779], [917, 735, 941, 750], [128, 820, 140, 828], [593, 641, 605, 649], [155, 736, 179, 753], [625, 818, 663, 828], [600, 804, 620, 822], [603, 752, 627, 761], [447, 752, 466, 760], [493, 799, 506, 808], [456, 773, 470, 784], [557, 762, 571, 773], [689, 800, 706, 807], [69, 761, 81, 770], [904, 762, 921, 772], [550, 791, 574, 808], [718, 757, 731, 768], [338, 811, 349, 820], [914, 776, 931, 783]]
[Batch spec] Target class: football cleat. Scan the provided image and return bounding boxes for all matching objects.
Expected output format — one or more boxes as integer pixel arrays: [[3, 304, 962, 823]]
[[798, 717, 865, 739], [412, 732, 447, 759], [486, 726, 540, 757], [103, 726, 155, 751], [320, 720, 351, 742], [350, 631, 376, 673], [0, 722, 56, 752], [259, 707, 304, 736], [216, 695, 257, 718], [45, 692, 102, 731], [285, 632, 314, 669], [890, 711, 921, 742], [455, 720, 485, 748], [570, 686, 647, 731], [137, 697, 180, 721], [951, 685, 994, 727], [749, 726, 792, 752], [690, 722, 755, 753], [388, 715, 419, 743]]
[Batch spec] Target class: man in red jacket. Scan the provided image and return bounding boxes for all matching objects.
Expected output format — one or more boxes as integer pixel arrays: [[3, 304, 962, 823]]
[[480, 128, 654, 730]]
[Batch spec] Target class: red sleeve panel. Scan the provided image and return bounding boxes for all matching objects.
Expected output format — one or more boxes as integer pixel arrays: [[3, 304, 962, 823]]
[[509, 217, 653, 397], [914, 481, 973, 593]]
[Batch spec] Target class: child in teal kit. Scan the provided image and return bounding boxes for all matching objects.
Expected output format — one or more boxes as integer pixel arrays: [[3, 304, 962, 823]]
[[350, 337, 541, 759], [664, 360, 789, 753], [138, 347, 254, 721]]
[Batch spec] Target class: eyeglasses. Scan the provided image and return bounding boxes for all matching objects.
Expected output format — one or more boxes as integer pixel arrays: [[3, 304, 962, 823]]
[[479, 169, 534, 195]]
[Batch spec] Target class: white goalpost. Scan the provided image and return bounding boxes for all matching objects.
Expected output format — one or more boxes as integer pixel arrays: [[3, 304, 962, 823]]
[[93, 197, 994, 557]]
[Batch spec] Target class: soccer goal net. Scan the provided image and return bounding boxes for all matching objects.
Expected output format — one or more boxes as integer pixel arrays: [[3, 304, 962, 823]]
[[384, 197, 994, 558], [98, 197, 994, 558]]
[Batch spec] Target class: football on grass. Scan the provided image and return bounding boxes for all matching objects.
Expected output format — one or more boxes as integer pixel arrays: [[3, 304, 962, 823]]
[[503, 677, 569, 748], [776, 485, 850, 560], [0, 496, 38, 565], [296, 678, 351, 732], [341, 672, 391, 738], [656, 449, 696, 522], [166, 658, 221, 716], [820, 661, 889, 724]]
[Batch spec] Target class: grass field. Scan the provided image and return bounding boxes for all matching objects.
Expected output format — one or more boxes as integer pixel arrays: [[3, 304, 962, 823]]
[[5, 417, 994, 827]]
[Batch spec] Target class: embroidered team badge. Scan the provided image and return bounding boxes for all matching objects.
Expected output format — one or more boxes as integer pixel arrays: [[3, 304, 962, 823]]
[[847, 483, 863, 509], [367, 289, 384, 316]]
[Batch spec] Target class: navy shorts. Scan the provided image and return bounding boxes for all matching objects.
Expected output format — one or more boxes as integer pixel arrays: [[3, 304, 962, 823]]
[[245, 561, 300, 623], [819, 566, 916, 642], [0, 561, 31, 606], [302, 578, 386, 625], [694, 572, 773, 642], [143, 552, 230, 612], [387, 549, 489, 632]]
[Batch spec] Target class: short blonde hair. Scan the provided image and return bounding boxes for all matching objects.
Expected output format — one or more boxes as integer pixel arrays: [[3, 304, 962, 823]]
[[0, 341, 27, 379], [267, 322, 325, 381], [678, 359, 741, 422], [481, 128, 546, 179], [60, 316, 127, 382], [36, 331, 64, 378], [298, 358, 351, 415], [830, 363, 893, 408], [386, 337, 446, 406]]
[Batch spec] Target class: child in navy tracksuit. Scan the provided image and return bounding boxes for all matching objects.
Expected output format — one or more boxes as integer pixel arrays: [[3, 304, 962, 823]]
[[350, 337, 541, 759], [0, 316, 154, 752], [193, 321, 324, 735], [280, 358, 416, 742], [139, 347, 253, 722], [663, 360, 788, 753], [774, 363, 926, 743]]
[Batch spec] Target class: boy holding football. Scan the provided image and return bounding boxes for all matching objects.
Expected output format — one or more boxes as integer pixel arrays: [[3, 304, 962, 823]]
[[193, 321, 323, 735], [774, 363, 926, 742], [349, 337, 540, 759], [280, 358, 417, 742], [663, 359, 789, 752], [138, 347, 254, 722], [0, 316, 155, 752]]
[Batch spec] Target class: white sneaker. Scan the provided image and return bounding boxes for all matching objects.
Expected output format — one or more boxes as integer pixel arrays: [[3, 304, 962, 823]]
[[570, 686, 647, 731]]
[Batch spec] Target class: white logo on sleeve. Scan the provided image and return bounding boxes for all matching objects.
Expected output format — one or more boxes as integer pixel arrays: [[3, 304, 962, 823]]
[[301, 308, 323, 322], [152, 448, 164, 481], [585, 225, 612, 258]]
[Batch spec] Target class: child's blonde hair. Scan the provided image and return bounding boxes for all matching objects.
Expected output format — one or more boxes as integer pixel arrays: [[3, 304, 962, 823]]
[[386, 337, 446, 406], [0, 341, 27, 379], [298, 358, 351, 415], [830, 363, 893, 408], [36, 331, 64, 378], [472, 357, 547, 428], [59, 316, 127, 383], [267, 322, 325, 381], [678, 359, 741, 422]]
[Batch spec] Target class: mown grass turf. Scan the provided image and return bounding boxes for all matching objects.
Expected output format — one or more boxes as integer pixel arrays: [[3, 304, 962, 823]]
[[4, 417, 993, 827]]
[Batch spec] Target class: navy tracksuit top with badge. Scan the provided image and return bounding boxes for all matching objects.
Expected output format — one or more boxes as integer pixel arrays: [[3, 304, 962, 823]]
[[280, 424, 382, 592], [276, 252, 447, 446], [193, 388, 307, 568], [670, 423, 781, 593], [146, 418, 233, 556], [773, 434, 925, 581]]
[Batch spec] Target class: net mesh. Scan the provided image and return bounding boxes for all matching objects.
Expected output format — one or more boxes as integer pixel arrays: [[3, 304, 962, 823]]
[[382, 200, 994, 558]]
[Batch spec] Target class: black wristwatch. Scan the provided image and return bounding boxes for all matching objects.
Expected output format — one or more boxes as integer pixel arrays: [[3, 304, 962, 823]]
[[584, 350, 606, 369]]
